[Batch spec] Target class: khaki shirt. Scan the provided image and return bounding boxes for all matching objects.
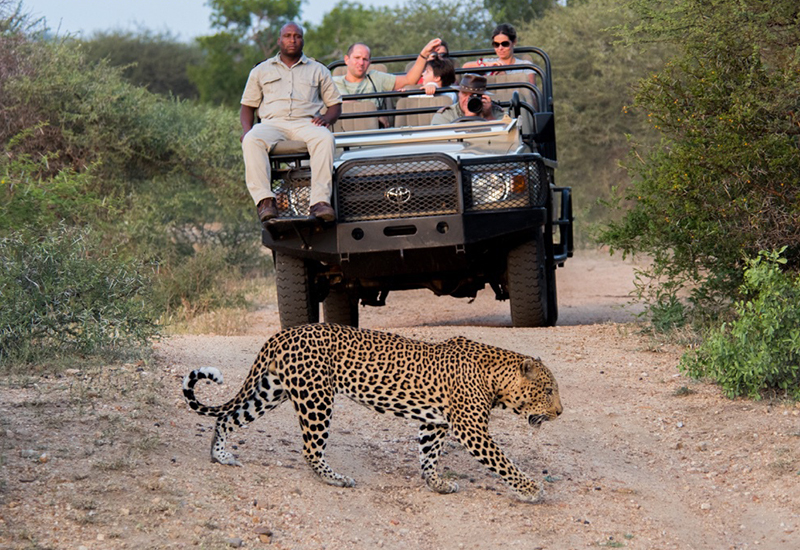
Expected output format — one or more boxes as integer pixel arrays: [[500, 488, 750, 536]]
[[431, 101, 506, 125], [241, 53, 342, 121]]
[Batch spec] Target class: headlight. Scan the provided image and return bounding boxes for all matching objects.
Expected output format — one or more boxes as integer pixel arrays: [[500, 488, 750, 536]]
[[469, 167, 528, 208], [472, 173, 510, 205]]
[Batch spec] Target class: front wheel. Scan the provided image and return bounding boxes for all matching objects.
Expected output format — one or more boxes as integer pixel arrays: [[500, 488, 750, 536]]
[[546, 265, 558, 327], [506, 236, 548, 328], [275, 252, 319, 329]]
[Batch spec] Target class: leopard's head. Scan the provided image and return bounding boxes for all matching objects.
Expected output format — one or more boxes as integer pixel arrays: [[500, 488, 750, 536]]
[[504, 357, 563, 427]]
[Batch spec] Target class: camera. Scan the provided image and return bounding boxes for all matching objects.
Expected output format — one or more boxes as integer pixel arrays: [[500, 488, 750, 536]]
[[466, 94, 484, 114]]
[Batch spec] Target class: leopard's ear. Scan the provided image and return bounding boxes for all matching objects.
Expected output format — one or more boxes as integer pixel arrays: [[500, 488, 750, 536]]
[[521, 358, 534, 376], [520, 357, 542, 378]]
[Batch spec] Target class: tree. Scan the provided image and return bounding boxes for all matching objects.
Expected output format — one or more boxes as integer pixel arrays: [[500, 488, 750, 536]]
[[516, 0, 667, 240], [207, 0, 304, 57], [305, 0, 492, 64], [598, 0, 800, 318], [303, 1, 387, 62], [80, 29, 202, 99], [483, 0, 558, 28]]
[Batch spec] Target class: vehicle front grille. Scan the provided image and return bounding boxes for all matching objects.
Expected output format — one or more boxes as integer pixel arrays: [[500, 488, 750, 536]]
[[335, 154, 459, 222], [274, 155, 548, 221]]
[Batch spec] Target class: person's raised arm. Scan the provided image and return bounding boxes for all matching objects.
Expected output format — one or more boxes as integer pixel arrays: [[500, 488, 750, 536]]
[[394, 38, 442, 90]]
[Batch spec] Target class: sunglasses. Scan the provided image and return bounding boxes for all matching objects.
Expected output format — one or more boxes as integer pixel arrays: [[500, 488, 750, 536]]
[[492, 40, 511, 48]]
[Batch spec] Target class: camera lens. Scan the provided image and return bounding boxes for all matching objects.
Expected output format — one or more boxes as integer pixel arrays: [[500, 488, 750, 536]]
[[467, 94, 483, 114]]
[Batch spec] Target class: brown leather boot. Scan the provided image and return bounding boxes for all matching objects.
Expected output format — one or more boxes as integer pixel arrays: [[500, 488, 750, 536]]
[[309, 201, 335, 222], [257, 197, 278, 222]]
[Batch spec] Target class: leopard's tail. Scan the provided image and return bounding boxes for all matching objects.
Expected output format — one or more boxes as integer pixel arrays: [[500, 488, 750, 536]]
[[182, 367, 228, 417]]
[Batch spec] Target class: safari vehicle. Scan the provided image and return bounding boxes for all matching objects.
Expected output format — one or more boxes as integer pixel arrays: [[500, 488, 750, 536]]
[[262, 46, 573, 328]]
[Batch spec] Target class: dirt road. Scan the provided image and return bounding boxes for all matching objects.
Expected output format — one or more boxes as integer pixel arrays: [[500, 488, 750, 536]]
[[2, 251, 799, 549]]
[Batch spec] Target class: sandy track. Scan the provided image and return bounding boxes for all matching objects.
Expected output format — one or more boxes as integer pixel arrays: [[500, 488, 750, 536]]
[[2, 251, 799, 549]]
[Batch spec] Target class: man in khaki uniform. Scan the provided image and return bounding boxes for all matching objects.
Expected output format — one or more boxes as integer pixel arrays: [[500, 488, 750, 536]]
[[240, 22, 342, 223], [431, 74, 505, 125]]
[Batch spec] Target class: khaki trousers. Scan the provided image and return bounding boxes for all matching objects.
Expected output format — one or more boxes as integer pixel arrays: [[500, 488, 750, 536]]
[[242, 118, 335, 207]]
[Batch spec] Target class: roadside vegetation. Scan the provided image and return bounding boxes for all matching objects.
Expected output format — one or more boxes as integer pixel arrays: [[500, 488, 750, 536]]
[[598, 0, 800, 398], [1, 0, 798, 399]]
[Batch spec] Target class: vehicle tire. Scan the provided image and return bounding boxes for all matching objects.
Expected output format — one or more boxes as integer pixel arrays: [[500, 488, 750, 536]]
[[546, 266, 558, 327], [506, 236, 548, 328], [323, 288, 359, 327], [275, 252, 319, 329]]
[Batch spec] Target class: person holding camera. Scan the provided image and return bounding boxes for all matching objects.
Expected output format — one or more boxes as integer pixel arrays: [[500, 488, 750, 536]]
[[430, 74, 505, 125]]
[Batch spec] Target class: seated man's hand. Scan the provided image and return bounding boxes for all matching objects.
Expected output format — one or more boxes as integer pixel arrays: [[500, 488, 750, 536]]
[[312, 114, 331, 127]]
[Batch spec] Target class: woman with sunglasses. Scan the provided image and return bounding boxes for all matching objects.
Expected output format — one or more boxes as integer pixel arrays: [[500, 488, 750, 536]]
[[462, 23, 534, 84]]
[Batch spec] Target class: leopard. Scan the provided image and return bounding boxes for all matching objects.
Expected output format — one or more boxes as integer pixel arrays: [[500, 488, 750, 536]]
[[182, 323, 562, 502]]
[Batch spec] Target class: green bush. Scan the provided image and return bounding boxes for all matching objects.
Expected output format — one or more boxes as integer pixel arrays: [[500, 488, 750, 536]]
[[152, 244, 248, 318], [599, 0, 800, 316], [0, 226, 160, 367], [80, 29, 202, 99], [680, 249, 800, 400], [0, 154, 119, 232], [0, 18, 269, 341]]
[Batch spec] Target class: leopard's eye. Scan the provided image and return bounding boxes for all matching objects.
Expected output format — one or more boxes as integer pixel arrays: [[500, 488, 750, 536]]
[[544, 387, 554, 396]]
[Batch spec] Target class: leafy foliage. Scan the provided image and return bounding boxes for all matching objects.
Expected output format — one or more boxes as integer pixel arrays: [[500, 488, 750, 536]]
[[80, 29, 202, 99], [517, 0, 667, 241], [0, 5, 271, 369], [305, 0, 492, 63], [0, 154, 114, 231], [209, 0, 303, 57], [598, 0, 800, 315], [0, 226, 159, 367], [680, 249, 800, 400], [483, 0, 557, 28]]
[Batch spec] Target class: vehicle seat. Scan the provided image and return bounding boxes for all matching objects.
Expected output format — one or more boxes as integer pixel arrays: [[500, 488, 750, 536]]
[[268, 140, 309, 182], [333, 101, 381, 133], [394, 95, 453, 127]]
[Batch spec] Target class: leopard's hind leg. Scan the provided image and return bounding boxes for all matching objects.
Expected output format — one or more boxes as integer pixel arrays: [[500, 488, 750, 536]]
[[289, 386, 355, 488], [211, 371, 287, 466]]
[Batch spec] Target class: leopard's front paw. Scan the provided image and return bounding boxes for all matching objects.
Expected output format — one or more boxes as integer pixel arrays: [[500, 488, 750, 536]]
[[514, 484, 543, 503], [426, 478, 460, 494], [321, 473, 356, 488], [211, 451, 242, 467]]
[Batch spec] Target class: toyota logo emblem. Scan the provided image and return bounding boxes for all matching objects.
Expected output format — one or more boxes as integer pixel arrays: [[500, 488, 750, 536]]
[[385, 186, 411, 205]]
